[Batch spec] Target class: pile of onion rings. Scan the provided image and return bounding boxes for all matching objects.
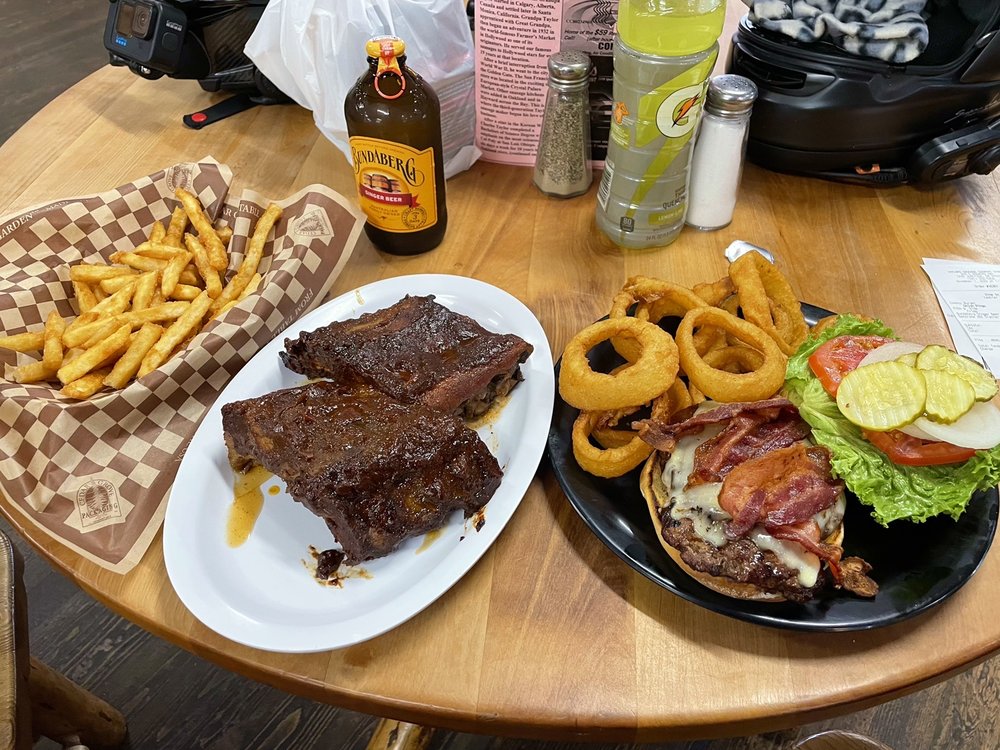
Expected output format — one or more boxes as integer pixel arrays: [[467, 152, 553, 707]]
[[558, 253, 808, 478]]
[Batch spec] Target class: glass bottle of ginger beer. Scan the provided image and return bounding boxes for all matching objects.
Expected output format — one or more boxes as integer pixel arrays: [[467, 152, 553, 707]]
[[345, 36, 447, 255]]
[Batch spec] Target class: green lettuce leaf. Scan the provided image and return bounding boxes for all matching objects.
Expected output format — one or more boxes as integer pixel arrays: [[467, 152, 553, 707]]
[[784, 316, 1000, 525]]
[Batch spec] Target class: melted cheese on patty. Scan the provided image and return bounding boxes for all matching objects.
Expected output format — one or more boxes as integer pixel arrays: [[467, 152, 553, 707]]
[[659, 426, 845, 589]]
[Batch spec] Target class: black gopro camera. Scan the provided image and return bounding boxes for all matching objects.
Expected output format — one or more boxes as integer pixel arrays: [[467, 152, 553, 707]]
[[104, 0, 282, 101]]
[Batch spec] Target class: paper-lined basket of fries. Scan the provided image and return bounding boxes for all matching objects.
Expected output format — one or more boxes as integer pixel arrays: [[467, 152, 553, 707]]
[[0, 157, 363, 573]]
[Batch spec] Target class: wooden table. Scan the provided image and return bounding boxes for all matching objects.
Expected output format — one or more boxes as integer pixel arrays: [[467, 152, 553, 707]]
[[1, 66, 998, 744]]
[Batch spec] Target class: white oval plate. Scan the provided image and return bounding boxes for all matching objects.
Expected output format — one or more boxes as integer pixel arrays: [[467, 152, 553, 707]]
[[164, 274, 554, 652]]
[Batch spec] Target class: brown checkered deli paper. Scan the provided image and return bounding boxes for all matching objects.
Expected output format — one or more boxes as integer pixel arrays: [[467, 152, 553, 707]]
[[0, 157, 363, 573]]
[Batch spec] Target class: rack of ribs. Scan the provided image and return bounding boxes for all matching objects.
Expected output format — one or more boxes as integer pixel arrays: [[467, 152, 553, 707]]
[[280, 295, 534, 419], [222, 380, 503, 563]]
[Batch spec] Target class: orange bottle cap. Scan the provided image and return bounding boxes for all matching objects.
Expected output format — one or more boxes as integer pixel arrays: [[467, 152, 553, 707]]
[[365, 36, 406, 59]]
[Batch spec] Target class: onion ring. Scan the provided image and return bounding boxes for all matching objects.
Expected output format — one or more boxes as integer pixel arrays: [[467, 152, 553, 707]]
[[592, 426, 640, 449], [624, 277, 708, 319], [693, 276, 735, 307], [609, 278, 706, 359], [572, 411, 654, 478], [701, 344, 766, 374], [676, 307, 786, 402], [609, 278, 707, 361], [728, 251, 808, 355], [559, 318, 679, 410], [650, 377, 694, 423]]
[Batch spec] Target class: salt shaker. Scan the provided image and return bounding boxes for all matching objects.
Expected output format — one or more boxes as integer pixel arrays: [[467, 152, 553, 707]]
[[533, 50, 593, 198], [685, 75, 758, 230]]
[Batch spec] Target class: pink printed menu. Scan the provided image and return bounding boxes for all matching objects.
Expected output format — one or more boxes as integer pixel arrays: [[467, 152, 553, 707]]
[[474, 0, 618, 166]]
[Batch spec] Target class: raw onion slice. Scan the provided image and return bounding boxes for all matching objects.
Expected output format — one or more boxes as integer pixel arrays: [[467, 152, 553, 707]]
[[904, 402, 1000, 450], [857, 341, 924, 367]]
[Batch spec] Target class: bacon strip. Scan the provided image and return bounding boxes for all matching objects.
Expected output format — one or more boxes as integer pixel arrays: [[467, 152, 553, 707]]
[[718, 443, 848, 582], [769, 522, 844, 581], [636, 398, 810, 489], [690, 414, 810, 487], [635, 397, 797, 453]]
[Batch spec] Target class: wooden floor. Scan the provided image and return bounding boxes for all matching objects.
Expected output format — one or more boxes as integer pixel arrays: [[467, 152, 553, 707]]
[[2, 2, 999, 748]]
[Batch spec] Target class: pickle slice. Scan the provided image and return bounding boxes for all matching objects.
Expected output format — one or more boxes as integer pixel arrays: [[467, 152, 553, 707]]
[[897, 352, 918, 367], [837, 361, 926, 431], [921, 368, 976, 424], [916, 345, 998, 402]]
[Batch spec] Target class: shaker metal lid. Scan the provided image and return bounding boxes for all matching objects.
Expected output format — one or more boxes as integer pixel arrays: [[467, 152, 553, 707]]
[[547, 50, 592, 83], [705, 74, 758, 114]]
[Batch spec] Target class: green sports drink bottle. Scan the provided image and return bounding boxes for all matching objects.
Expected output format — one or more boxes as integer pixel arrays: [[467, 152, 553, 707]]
[[595, 0, 725, 250], [617, 0, 726, 57]]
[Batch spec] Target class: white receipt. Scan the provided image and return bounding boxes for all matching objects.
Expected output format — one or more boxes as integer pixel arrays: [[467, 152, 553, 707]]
[[921, 258, 1000, 376]]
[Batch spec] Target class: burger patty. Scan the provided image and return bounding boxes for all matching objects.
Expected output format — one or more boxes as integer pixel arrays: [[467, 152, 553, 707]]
[[659, 511, 824, 603]]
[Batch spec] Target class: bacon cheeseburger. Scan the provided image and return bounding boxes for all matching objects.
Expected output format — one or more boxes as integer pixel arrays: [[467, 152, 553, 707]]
[[636, 399, 877, 602]]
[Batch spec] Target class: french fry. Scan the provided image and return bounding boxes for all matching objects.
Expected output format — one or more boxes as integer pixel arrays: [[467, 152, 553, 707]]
[[57, 323, 130, 385], [180, 266, 200, 286], [1, 190, 269, 397], [211, 203, 281, 314], [12, 361, 55, 384], [60, 369, 111, 400], [69, 264, 135, 284], [42, 311, 65, 371], [131, 271, 158, 311], [216, 225, 233, 246], [133, 242, 188, 260], [99, 275, 137, 293], [65, 302, 189, 348], [140, 292, 212, 376], [168, 284, 202, 301], [0, 331, 44, 352], [62, 347, 85, 364], [238, 273, 262, 301], [184, 233, 222, 298], [111, 252, 167, 273], [160, 251, 192, 298], [63, 316, 117, 349], [81, 318, 124, 350], [177, 188, 227, 271], [62, 311, 100, 342], [164, 206, 187, 247], [149, 220, 166, 244], [89, 282, 135, 317], [122, 302, 189, 327], [72, 281, 98, 313], [104, 323, 163, 389]]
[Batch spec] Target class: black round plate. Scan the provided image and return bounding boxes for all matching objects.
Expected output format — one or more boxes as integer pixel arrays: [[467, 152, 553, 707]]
[[547, 303, 1000, 631]]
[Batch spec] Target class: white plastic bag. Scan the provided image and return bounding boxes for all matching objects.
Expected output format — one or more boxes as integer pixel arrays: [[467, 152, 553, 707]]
[[245, 0, 480, 178]]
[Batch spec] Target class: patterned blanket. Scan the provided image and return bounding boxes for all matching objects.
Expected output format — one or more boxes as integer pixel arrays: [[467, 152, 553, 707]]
[[745, 0, 930, 63]]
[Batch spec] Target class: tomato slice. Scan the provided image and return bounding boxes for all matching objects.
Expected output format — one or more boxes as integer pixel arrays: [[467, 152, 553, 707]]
[[808, 335, 895, 397], [863, 430, 978, 466]]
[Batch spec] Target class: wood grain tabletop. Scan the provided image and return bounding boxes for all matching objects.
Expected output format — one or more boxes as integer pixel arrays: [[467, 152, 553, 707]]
[[0, 64, 998, 743]]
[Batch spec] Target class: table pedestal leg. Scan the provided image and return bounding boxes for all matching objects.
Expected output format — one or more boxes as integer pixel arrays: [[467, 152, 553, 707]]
[[366, 719, 436, 750], [28, 656, 127, 750]]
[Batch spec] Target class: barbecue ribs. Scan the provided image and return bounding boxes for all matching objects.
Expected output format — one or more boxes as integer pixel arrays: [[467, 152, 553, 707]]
[[280, 295, 534, 419], [222, 380, 503, 563]]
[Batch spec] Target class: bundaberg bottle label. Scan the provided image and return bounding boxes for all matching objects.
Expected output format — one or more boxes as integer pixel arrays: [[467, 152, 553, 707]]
[[349, 136, 439, 233]]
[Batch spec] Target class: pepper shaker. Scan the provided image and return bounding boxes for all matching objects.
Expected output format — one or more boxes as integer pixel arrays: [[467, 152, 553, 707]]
[[533, 50, 593, 198], [685, 75, 758, 230]]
